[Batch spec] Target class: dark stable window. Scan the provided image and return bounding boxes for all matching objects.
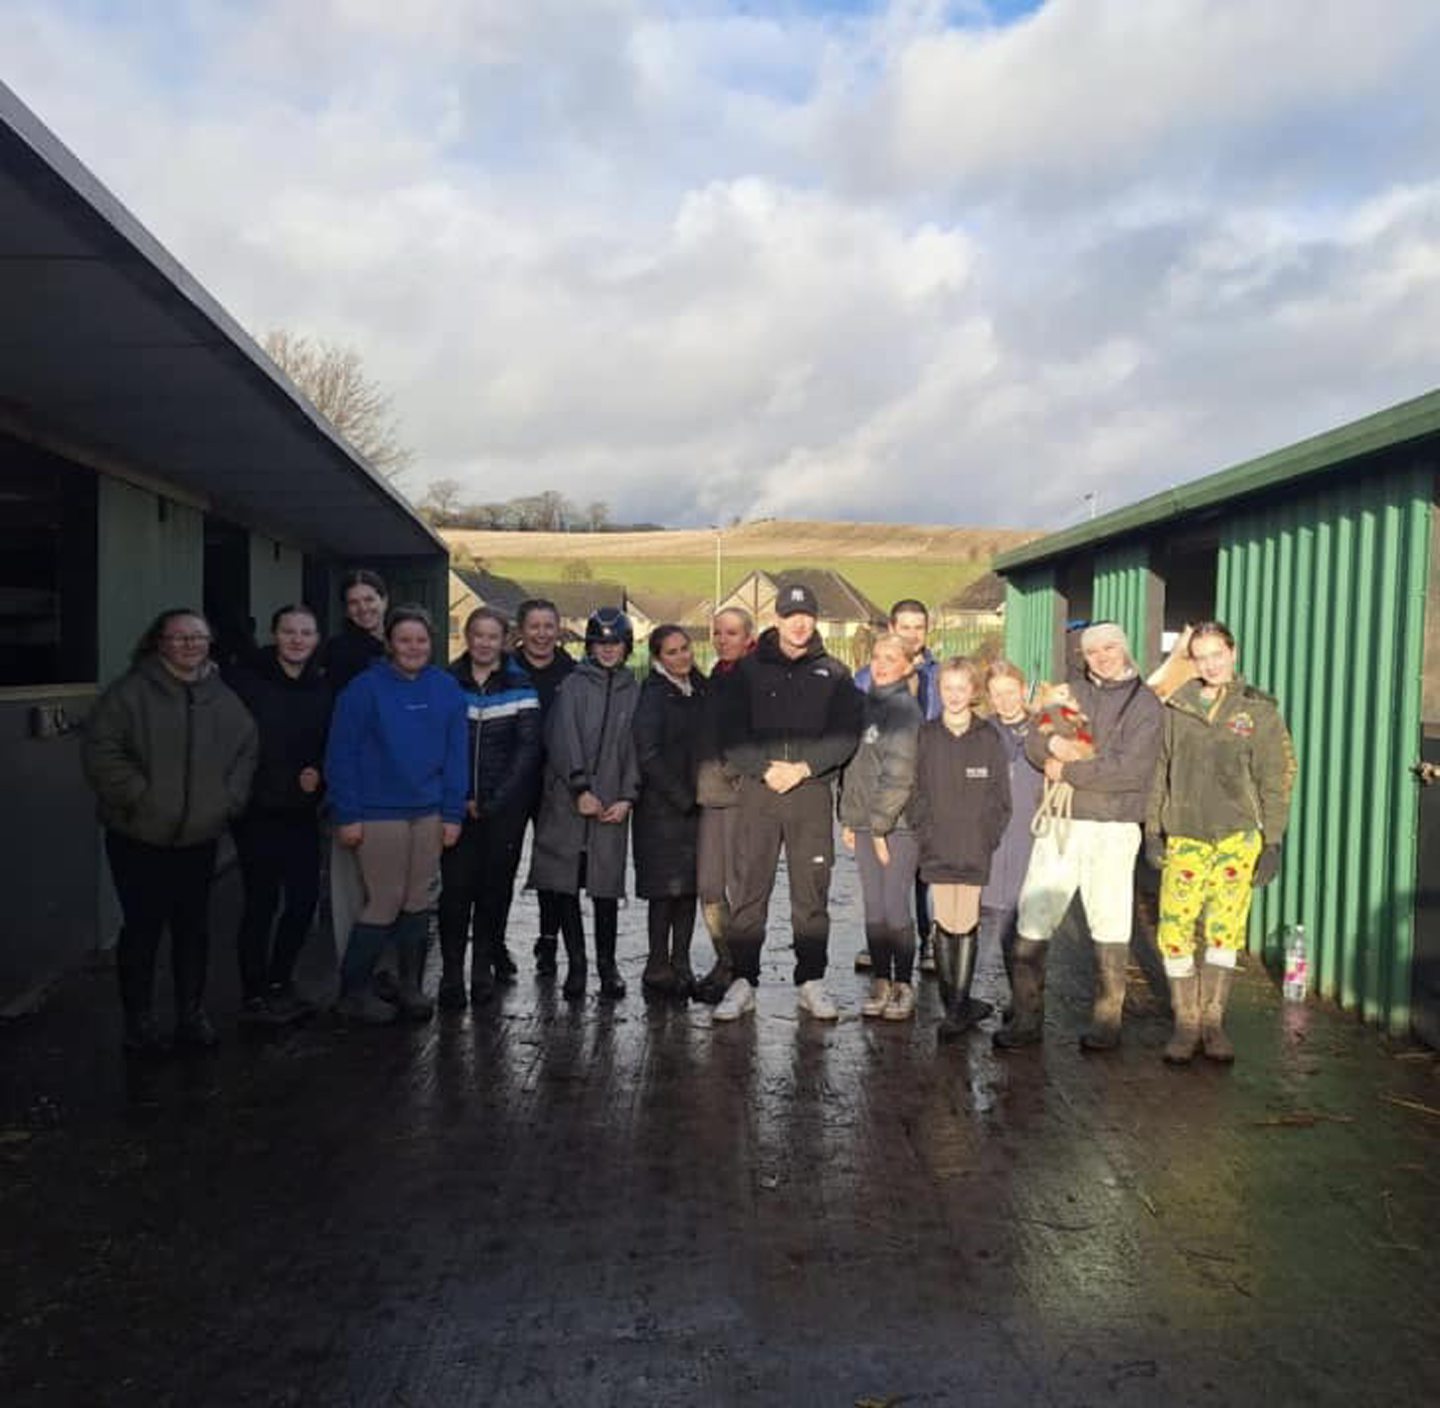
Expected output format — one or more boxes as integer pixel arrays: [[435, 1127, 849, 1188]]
[[0, 437, 97, 686]]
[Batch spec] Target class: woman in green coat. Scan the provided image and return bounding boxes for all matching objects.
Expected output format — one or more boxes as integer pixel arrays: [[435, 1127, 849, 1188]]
[[83, 608, 258, 1054], [1146, 622, 1296, 1065]]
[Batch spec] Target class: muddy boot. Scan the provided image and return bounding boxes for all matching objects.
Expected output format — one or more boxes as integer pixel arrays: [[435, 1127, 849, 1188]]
[[1200, 963, 1236, 1063], [393, 912, 435, 1022], [694, 900, 733, 1005], [918, 925, 937, 975], [596, 930, 626, 1000], [1079, 942, 1128, 1052], [643, 911, 675, 995], [1162, 971, 1201, 1065], [534, 934, 559, 978], [993, 938, 1048, 1050]]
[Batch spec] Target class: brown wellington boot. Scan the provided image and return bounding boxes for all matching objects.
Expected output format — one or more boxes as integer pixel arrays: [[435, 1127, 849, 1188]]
[[1079, 943, 1128, 1052], [1162, 971, 1201, 1065], [1200, 964, 1236, 1063]]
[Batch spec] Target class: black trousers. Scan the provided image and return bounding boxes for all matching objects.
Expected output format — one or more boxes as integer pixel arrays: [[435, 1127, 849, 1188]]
[[727, 778, 835, 985], [439, 811, 526, 981], [104, 830, 219, 1022], [233, 809, 321, 1000]]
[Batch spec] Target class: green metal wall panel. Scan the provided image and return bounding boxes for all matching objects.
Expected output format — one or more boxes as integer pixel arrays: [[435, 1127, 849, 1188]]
[[1092, 542, 1150, 667], [96, 476, 203, 684], [1003, 567, 1059, 685], [248, 534, 304, 637], [1216, 466, 1432, 1035]]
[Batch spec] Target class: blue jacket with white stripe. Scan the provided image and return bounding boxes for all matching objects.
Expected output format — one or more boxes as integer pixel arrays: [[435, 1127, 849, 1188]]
[[447, 654, 543, 822]]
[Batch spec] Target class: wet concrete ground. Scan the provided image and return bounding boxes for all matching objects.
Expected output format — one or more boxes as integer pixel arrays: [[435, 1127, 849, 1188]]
[[3, 852, 1440, 1408]]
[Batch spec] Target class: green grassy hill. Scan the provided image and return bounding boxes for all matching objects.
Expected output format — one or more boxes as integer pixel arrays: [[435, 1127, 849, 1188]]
[[445, 519, 1039, 613]]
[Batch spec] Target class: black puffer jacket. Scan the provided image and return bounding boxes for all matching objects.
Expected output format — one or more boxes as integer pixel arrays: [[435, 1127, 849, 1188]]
[[633, 668, 707, 898], [721, 627, 862, 785], [448, 654, 543, 823], [912, 715, 1012, 885], [838, 678, 921, 836], [227, 649, 333, 813]]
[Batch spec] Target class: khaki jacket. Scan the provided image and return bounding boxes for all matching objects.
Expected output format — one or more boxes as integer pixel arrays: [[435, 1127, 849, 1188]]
[[1147, 676, 1296, 844], [83, 657, 258, 846]]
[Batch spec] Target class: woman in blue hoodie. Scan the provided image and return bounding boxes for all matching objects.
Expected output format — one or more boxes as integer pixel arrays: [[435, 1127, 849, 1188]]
[[324, 605, 467, 1024]]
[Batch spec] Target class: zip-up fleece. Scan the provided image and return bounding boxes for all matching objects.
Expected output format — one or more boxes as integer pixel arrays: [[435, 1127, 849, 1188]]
[[1024, 672, 1163, 824], [447, 654, 542, 817], [227, 648, 332, 812], [912, 715, 1012, 885], [1147, 675, 1296, 844], [721, 627, 862, 785], [83, 656, 258, 846], [838, 678, 922, 836], [324, 659, 468, 825]]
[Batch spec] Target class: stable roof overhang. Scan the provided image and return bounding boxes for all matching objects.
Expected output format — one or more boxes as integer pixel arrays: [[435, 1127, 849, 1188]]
[[993, 387, 1440, 575], [0, 81, 443, 560]]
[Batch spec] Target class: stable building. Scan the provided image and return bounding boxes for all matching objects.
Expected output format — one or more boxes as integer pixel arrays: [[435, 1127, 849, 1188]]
[[993, 390, 1440, 1046], [0, 82, 447, 1007]]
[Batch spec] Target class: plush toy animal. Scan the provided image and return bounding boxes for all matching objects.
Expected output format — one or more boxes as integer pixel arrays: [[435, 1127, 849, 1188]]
[[1031, 681, 1096, 759]]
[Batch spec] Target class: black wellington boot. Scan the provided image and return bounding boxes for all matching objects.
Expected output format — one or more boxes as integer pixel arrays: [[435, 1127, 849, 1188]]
[[393, 912, 436, 1021], [993, 938, 1048, 1050], [1080, 942, 1128, 1052], [932, 926, 964, 1043], [596, 927, 627, 1000]]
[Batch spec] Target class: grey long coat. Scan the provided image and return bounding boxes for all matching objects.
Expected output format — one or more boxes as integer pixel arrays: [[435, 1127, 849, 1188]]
[[528, 659, 641, 899]]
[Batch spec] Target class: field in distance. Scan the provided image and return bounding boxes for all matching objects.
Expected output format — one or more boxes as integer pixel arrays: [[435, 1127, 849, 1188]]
[[444, 519, 1040, 612]]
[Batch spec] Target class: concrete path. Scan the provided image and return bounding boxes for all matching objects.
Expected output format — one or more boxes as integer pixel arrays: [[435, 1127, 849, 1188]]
[[3, 857, 1439, 1407]]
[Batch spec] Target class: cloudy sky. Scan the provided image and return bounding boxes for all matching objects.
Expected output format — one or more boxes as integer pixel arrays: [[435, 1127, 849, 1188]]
[[9, 0, 1440, 529]]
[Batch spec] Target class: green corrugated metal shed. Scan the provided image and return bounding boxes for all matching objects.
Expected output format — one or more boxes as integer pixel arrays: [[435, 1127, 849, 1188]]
[[996, 391, 1439, 1037]]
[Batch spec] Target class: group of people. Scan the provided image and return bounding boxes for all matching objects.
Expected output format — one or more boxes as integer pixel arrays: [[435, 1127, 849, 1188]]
[[82, 567, 1295, 1070]]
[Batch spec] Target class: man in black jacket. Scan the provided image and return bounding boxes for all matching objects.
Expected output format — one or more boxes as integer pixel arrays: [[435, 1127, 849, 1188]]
[[715, 585, 863, 1021]]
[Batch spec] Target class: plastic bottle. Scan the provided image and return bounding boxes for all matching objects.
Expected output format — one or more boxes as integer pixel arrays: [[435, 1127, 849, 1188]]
[[1282, 924, 1308, 1002]]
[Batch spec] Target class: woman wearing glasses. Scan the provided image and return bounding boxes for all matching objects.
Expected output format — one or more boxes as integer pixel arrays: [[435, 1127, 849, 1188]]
[[83, 609, 258, 1054]]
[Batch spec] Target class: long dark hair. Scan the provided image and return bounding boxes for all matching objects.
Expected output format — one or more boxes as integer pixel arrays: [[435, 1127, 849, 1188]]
[[132, 608, 210, 665]]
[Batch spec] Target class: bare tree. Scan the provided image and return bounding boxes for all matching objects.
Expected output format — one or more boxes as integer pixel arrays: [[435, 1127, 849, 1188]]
[[262, 329, 413, 480], [418, 477, 464, 526], [585, 500, 611, 532]]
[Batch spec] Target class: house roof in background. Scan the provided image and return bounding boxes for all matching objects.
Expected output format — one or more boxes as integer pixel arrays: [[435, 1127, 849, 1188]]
[[771, 568, 887, 624], [452, 566, 530, 617], [942, 571, 1006, 612], [521, 580, 629, 619]]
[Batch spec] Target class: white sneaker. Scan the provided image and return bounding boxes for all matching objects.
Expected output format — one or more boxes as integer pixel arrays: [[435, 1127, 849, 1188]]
[[713, 978, 756, 1022], [797, 980, 839, 1021], [882, 981, 916, 1021], [861, 978, 893, 1019]]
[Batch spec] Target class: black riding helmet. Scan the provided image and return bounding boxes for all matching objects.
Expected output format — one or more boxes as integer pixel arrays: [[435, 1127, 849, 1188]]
[[585, 607, 634, 661]]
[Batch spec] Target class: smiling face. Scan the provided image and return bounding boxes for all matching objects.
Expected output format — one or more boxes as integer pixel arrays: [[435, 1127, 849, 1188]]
[[520, 607, 559, 664], [777, 611, 816, 656], [869, 639, 911, 688], [939, 667, 979, 716], [591, 640, 626, 670], [157, 613, 211, 679], [465, 615, 505, 669], [656, 631, 694, 677], [274, 610, 319, 669], [344, 583, 387, 637], [890, 609, 928, 658], [1083, 635, 1129, 682], [388, 620, 432, 675], [1190, 631, 1238, 687], [987, 673, 1027, 722], [711, 610, 753, 664]]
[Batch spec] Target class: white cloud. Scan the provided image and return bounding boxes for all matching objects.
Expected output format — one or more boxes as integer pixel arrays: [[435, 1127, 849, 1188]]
[[6, 0, 1440, 530]]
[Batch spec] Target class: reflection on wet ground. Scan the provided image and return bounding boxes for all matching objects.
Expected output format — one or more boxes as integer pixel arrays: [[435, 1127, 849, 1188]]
[[3, 855, 1440, 1406]]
